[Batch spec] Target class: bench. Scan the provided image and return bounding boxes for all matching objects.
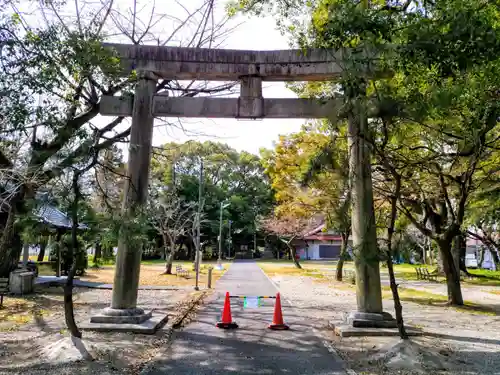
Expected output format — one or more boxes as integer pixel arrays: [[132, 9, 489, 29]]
[[0, 278, 9, 308], [416, 267, 437, 281], [176, 265, 190, 278], [415, 267, 422, 279]]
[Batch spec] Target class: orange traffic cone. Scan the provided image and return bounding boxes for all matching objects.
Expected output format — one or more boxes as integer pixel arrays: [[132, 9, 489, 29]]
[[268, 292, 289, 330], [216, 292, 238, 329]]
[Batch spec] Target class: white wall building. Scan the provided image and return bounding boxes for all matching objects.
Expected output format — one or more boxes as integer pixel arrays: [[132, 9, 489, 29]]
[[293, 224, 352, 260]]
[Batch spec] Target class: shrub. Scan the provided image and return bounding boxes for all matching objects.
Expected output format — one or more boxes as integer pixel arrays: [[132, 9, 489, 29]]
[[50, 234, 88, 276]]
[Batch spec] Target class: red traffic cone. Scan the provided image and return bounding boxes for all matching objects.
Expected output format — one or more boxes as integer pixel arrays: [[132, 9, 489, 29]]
[[269, 292, 289, 330], [216, 292, 238, 329]]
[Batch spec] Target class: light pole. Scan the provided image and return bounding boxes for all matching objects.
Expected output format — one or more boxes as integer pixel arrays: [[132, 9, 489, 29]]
[[216, 201, 230, 270], [194, 159, 204, 291], [227, 220, 232, 258]]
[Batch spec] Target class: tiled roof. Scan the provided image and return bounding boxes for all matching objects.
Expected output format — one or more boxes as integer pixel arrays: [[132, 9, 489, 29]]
[[1, 190, 87, 229], [34, 204, 88, 230]]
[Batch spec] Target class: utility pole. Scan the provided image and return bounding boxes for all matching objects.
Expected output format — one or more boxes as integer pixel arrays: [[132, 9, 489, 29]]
[[253, 208, 257, 258], [218, 204, 224, 264], [194, 158, 203, 291], [254, 222, 257, 257], [227, 220, 232, 258], [217, 201, 230, 270]]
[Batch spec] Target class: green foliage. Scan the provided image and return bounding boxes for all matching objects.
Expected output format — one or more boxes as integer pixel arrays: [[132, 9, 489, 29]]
[[235, 0, 500, 305], [49, 234, 88, 276], [262, 121, 350, 236], [286, 0, 500, 244], [150, 141, 274, 248]]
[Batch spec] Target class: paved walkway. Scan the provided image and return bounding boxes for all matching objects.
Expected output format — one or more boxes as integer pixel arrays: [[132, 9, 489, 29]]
[[143, 260, 346, 375]]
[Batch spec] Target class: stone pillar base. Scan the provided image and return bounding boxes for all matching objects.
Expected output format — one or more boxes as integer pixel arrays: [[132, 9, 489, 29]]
[[82, 308, 168, 334], [347, 311, 397, 329], [90, 307, 152, 324]]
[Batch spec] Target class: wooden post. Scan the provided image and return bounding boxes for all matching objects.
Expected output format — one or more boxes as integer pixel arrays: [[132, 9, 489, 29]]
[[208, 267, 213, 289]]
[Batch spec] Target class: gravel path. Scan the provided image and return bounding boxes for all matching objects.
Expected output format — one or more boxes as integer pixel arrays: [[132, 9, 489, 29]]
[[0, 286, 192, 374], [269, 274, 500, 375]]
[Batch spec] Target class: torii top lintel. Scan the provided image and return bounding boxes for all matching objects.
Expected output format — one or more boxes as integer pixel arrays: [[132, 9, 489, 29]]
[[103, 43, 346, 81]]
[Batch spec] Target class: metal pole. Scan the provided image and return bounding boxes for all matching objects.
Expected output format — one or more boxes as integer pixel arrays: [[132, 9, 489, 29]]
[[218, 202, 223, 266], [227, 220, 232, 258], [254, 228, 257, 258], [195, 159, 203, 291]]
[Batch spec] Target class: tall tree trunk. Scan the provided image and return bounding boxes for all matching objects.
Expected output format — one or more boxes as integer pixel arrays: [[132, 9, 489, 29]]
[[386, 178, 408, 339], [336, 233, 349, 281], [436, 244, 445, 274], [460, 236, 467, 273], [165, 246, 175, 274], [428, 238, 433, 266], [453, 233, 468, 273], [386, 256, 407, 339], [37, 237, 48, 262], [0, 188, 27, 278], [165, 251, 174, 275], [0, 205, 20, 277], [186, 240, 193, 261], [478, 247, 485, 268], [176, 243, 183, 259], [489, 246, 500, 269], [65, 260, 81, 338], [64, 173, 82, 338], [438, 239, 464, 305], [93, 241, 102, 266], [285, 240, 301, 269]]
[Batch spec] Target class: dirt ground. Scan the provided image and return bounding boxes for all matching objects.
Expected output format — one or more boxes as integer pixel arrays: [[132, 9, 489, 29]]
[[260, 263, 500, 375], [80, 262, 229, 288], [0, 284, 206, 374]]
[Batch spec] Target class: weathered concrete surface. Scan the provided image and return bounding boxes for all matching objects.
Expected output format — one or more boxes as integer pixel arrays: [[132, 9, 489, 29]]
[[100, 95, 344, 119], [103, 43, 347, 80], [90, 308, 152, 324], [240, 76, 263, 97], [142, 260, 347, 375], [345, 311, 397, 329], [81, 312, 168, 334], [331, 322, 423, 338]]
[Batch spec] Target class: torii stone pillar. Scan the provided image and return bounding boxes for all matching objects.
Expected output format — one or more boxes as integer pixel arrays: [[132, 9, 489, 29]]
[[90, 71, 157, 325], [345, 93, 392, 328], [92, 43, 395, 331]]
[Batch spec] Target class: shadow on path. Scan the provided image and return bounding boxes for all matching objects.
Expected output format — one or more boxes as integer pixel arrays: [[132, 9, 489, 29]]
[[144, 260, 346, 375]]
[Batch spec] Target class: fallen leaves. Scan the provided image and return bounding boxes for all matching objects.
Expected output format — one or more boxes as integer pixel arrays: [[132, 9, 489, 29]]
[[0, 297, 48, 330]]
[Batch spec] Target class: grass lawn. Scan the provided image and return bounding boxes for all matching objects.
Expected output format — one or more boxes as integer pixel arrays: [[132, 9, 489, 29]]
[[382, 286, 498, 316], [464, 269, 500, 286], [28, 255, 49, 262], [34, 257, 230, 288], [80, 261, 230, 288], [257, 261, 326, 278]]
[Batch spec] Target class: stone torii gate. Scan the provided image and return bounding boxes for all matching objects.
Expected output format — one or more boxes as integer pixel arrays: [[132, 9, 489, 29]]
[[88, 43, 396, 332]]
